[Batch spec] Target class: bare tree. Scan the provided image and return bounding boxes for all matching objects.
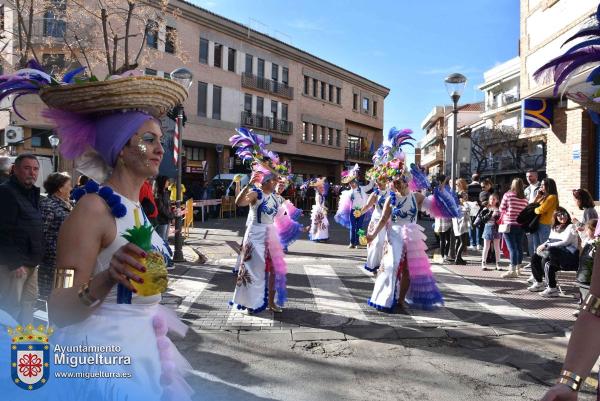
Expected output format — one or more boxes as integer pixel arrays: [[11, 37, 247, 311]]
[[0, 0, 187, 77]]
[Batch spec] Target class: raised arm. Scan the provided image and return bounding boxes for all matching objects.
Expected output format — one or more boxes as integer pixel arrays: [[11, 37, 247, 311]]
[[541, 251, 600, 401], [361, 180, 375, 193], [236, 173, 260, 207]]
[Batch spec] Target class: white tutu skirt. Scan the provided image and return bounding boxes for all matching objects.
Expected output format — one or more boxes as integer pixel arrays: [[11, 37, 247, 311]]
[[48, 303, 193, 401]]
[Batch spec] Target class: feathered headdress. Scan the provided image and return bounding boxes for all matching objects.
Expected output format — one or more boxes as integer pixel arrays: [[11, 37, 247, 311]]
[[229, 127, 286, 181], [534, 4, 600, 101], [0, 61, 187, 182]]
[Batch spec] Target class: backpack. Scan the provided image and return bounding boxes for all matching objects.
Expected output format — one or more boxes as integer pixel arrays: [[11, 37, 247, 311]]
[[517, 202, 540, 233]]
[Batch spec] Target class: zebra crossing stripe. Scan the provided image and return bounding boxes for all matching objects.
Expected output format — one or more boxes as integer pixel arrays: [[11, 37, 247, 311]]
[[354, 263, 466, 325], [304, 264, 368, 323], [431, 265, 538, 321]]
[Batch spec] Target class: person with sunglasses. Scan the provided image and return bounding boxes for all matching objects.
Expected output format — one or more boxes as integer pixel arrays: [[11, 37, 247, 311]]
[[527, 207, 579, 297]]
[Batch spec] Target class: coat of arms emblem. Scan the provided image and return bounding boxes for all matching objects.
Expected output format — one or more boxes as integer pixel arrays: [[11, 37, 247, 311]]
[[8, 324, 53, 390]]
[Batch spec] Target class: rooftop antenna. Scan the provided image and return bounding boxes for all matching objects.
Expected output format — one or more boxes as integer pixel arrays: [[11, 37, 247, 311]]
[[274, 30, 292, 44], [248, 18, 268, 39]]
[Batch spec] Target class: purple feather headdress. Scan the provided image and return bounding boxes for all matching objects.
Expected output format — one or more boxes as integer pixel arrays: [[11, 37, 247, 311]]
[[534, 4, 600, 96]]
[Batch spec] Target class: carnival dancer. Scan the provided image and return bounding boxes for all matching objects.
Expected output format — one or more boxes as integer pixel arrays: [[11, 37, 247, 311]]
[[308, 177, 330, 242], [360, 162, 390, 273], [0, 65, 193, 400], [229, 128, 288, 313], [335, 164, 374, 248], [366, 128, 459, 312]]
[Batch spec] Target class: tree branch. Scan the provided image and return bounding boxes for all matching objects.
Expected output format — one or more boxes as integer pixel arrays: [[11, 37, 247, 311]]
[[123, 1, 134, 68], [100, 6, 112, 75]]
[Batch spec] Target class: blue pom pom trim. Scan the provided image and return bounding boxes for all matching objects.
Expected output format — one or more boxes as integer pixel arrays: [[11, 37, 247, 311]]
[[363, 263, 379, 273], [73, 180, 128, 219], [228, 270, 270, 313]]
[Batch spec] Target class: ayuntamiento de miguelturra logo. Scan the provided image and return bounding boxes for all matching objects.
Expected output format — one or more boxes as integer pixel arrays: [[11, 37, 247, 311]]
[[8, 324, 53, 391]]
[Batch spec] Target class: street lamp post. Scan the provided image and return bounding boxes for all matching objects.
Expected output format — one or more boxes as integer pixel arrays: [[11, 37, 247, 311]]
[[444, 73, 467, 190], [48, 134, 60, 172], [170, 67, 194, 263]]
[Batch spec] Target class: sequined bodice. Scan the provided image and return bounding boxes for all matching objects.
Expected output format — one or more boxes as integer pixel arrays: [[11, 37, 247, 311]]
[[389, 192, 418, 224], [251, 189, 280, 224]]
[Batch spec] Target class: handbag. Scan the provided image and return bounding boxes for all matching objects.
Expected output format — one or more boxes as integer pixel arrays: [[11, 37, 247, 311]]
[[517, 203, 541, 233], [497, 212, 510, 233]]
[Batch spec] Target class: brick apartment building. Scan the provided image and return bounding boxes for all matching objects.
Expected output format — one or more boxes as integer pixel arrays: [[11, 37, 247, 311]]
[[0, 0, 389, 190], [520, 0, 599, 212]]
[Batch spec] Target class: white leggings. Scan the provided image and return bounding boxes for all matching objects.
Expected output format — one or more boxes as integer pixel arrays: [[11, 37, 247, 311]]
[[482, 239, 501, 265]]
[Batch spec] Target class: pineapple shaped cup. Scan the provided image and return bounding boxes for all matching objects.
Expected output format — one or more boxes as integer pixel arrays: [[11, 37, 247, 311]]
[[121, 209, 169, 297]]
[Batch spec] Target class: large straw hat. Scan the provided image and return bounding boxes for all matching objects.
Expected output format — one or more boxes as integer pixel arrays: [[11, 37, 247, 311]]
[[39, 76, 187, 118]]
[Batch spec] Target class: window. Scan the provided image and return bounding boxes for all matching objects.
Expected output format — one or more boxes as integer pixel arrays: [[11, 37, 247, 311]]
[[199, 38, 208, 64], [41, 53, 65, 74], [197, 81, 207, 117], [162, 72, 171, 79], [165, 26, 176, 54], [336, 129, 341, 147], [373, 100, 378, 117], [321, 82, 326, 100], [336, 87, 341, 104], [312, 78, 318, 97], [257, 58, 265, 78], [146, 20, 159, 49], [212, 85, 222, 120], [303, 123, 308, 141], [244, 94, 252, 113], [271, 63, 279, 82], [0, 5, 4, 32], [348, 135, 361, 153], [144, 68, 157, 76], [271, 100, 278, 122], [31, 128, 52, 148], [353, 94, 358, 110], [187, 146, 205, 161], [245, 54, 253, 74], [328, 128, 333, 146], [312, 124, 317, 142], [213, 44, 222, 67], [282, 103, 288, 121], [362, 97, 369, 111], [321, 126, 326, 144], [304, 76, 309, 95], [329, 85, 333, 102], [256, 96, 264, 117], [43, 0, 66, 38], [282, 67, 289, 86], [227, 48, 236, 72]]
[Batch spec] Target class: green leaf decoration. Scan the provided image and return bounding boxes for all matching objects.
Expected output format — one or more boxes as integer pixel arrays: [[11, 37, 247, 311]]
[[357, 229, 366, 237], [121, 223, 154, 251]]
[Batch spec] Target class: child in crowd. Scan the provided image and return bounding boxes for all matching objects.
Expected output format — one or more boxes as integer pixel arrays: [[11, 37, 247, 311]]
[[477, 193, 502, 271]]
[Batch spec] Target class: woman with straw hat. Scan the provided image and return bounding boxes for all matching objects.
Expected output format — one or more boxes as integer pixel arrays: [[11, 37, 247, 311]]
[[229, 128, 289, 313], [0, 64, 193, 399], [335, 164, 374, 248]]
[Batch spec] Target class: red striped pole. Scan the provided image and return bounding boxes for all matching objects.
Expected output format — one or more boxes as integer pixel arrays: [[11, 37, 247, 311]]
[[173, 117, 179, 165]]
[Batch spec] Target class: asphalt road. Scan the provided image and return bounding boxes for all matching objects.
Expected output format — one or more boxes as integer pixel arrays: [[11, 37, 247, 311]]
[[161, 217, 598, 400]]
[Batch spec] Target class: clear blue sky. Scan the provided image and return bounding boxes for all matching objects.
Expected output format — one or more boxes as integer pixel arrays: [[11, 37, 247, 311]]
[[191, 0, 520, 158]]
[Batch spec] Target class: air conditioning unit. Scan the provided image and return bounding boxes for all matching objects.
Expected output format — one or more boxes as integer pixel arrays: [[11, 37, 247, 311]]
[[4, 126, 24, 144]]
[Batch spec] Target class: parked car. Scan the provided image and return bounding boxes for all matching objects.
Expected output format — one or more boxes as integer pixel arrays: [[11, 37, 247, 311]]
[[210, 174, 250, 197]]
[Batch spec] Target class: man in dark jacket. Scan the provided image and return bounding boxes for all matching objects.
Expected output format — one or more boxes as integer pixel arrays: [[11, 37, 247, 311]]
[[0, 154, 44, 324]]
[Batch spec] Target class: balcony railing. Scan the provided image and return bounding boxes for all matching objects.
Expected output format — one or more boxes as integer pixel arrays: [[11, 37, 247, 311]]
[[240, 111, 293, 134], [487, 93, 520, 110], [479, 153, 545, 174], [241, 73, 294, 99], [421, 149, 443, 166], [345, 148, 372, 162]]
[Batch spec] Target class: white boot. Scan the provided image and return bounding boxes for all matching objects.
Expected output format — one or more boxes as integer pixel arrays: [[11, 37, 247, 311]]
[[501, 265, 519, 279], [481, 261, 491, 271]]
